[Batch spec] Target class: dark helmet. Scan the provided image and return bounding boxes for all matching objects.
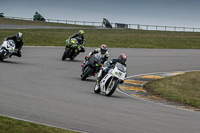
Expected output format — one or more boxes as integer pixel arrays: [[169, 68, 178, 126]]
[[118, 53, 127, 64], [16, 32, 23, 41], [35, 12, 38, 14], [100, 44, 108, 54]]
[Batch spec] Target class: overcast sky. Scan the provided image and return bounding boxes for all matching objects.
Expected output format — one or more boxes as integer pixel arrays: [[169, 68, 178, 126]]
[[1, 0, 200, 28]]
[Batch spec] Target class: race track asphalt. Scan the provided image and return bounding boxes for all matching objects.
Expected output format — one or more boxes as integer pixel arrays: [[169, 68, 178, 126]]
[[0, 46, 200, 133]]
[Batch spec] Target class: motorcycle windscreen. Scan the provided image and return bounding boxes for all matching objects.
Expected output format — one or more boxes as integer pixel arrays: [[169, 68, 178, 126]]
[[94, 54, 102, 65], [112, 63, 126, 80]]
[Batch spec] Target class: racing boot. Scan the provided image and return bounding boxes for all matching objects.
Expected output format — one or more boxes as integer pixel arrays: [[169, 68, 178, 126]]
[[79, 46, 85, 53], [16, 51, 22, 57], [9, 53, 13, 58], [10, 51, 21, 58]]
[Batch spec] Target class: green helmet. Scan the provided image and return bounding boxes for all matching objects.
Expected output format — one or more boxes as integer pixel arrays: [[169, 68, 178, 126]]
[[79, 30, 84, 35]]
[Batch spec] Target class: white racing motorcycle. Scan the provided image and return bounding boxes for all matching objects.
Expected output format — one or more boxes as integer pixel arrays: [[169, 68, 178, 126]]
[[94, 62, 127, 96], [0, 40, 16, 61]]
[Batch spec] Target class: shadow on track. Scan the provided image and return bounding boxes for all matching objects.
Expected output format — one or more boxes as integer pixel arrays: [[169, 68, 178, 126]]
[[0, 60, 32, 65], [82, 78, 97, 82], [90, 91, 128, 99], [61, 59, 83, 63], [72, 77, 97, 82]]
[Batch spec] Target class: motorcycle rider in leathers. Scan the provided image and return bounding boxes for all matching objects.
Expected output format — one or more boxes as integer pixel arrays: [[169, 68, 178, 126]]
[[69, 30, 85, 55], [97, 53, 127, 83], [4, 32, 23, 58], [81, 44, 109, 68]]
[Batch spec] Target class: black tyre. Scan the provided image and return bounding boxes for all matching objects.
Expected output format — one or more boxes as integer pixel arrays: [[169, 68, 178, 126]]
[[0, 50, 5, 61], [109, 24, 112, 29], [70, 55, 76, 60], [42, 18, 46, 22], [105, 78, 118, 96], [62, 49, 69, 61], [94, 82, 100, 94], [81, 66, 92, 80]]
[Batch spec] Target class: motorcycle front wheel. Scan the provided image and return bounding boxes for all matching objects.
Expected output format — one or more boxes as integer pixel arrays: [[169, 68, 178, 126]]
[[94, 82, 100, 94], [0, 50, 5, 61], [81, 66, 92, 80], [62, 49, 70, 61], [105, 78, 118, 96]]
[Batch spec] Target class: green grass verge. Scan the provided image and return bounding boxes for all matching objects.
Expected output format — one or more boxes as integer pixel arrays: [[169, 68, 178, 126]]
[[0, 28, 200, 48], [0, 116, 79, 133], [144, 71, 200, 108], [1, 17, 200, 48], [0, 17, 93, 28]]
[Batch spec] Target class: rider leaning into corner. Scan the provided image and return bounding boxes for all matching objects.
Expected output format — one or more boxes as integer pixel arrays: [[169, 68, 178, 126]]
[[81, 44, 109, 67], [69, 30, 86, 55], [97, 53, 127, 84], [34, 12, 42, 20], [4, 32, 24, 58]]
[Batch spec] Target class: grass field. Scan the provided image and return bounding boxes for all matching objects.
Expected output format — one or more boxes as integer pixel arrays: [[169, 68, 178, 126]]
[[0, 116, 79, 133], [144, 71, 200, 108], [1, 17, 200, 48], [0, 28, 200, 48]]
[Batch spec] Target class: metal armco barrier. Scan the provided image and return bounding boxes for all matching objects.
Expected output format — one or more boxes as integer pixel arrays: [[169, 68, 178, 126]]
[[4, 16, 200, 32]]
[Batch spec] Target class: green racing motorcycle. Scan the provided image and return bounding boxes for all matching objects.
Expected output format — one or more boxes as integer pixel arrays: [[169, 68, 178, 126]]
[[62, 38, 84, 61]]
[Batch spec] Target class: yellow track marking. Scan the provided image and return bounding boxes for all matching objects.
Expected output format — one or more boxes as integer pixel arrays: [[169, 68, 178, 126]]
[[170, 105, 196, 112], [120, 86, 146, 92], [165, 72, 185, 76], [131, 94, 145, 99], [139, 75, 164, 79], [150, 95, 162, 100], [122, 72, 200, 112], [124, 80, 147, 85]]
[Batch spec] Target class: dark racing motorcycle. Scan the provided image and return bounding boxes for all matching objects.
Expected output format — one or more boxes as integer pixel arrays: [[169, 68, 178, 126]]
[[33, 15, 46, 21], [81, 54, 102, 80], [62, 38, 83, 61], [103, 18, 112, 28]]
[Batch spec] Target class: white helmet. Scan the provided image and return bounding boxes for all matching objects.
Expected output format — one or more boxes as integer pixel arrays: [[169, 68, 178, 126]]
[[100, 44, 108, 54], [16, 32, 23, 41]]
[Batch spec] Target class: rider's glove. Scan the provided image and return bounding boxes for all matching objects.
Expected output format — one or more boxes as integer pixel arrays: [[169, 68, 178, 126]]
[[119, 80, 124, 84], [108, 64, 115, 68]]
